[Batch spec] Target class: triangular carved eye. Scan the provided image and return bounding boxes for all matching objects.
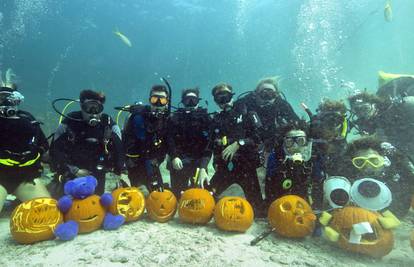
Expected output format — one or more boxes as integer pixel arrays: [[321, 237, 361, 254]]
[[296, 201, 304, 209], [281, 201, 292, 212]]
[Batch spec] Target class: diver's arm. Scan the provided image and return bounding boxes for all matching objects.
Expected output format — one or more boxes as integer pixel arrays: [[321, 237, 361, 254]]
[[49, 124, 73, 174]]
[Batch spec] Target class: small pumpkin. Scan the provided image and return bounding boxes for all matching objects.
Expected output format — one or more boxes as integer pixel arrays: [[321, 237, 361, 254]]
[[10, 198, 63, 244], [178, 188, 215, 224], [214, 196, 254, 232], [109, 187, 145, 222], [64, 195, 106, 233], [328, 206, 394, 258], [268, 195, 316, 238], [146, 189, 177, 222]]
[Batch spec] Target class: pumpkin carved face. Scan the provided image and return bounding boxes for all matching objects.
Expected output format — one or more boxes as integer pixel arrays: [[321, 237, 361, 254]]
[[10, 198, 63, 244], [146, 190, 177, 222], [178, 188, 215, 224], [64, 195, 106, 233], [214, 197, 254, 232], [268, 195, 316, 238], [109, 187, 145, 222], [328, 206, 394, 258]]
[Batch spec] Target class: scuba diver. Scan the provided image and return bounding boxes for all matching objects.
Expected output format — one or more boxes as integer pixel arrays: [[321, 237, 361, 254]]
[[122, 84, 170, 192], [340, 136, 414, 217], [309, 99, 349, 176], [235, 77, 299, 156], [347, 90, 387, 136], [49, 90, 126, 196], [0, 73, 50, 213], [265, 120, 325, 211], [349, 86, 414, 160], [205, 83, 264, 216], [167, 87, 211, 198]]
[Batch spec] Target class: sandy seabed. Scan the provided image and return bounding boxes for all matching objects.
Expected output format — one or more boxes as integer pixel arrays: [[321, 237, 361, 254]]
[[0, 167, 413, 267]]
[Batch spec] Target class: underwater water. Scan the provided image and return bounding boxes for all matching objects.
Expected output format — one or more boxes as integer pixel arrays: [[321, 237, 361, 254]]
[[1, 0, 413, 132], [1, 0, 414, 266]]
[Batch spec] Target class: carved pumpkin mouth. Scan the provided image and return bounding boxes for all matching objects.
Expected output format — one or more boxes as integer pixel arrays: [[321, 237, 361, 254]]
[[343, 227, 379, 245], [180, 199, 205, 211], [79, 215, 98, 222]]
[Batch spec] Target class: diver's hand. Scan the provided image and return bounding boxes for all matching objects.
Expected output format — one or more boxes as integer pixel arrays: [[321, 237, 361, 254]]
[[75, 169, 90, 177], [172, 157, 183, 170], [198, 168, 209, 188], [222, 142, 240, 162]]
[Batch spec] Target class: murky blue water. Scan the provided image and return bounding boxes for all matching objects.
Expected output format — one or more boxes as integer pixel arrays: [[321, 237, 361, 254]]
[[1, 0, 413, 133]]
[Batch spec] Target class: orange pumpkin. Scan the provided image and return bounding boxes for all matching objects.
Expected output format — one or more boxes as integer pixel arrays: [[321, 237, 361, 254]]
[[64, 195, 106, 233], [268, 195, 316, 238], [328, 206, 394, 258], [10, 198, 63, 244], [178, 188, 215, 224], [109, 187, 145, 222], [214, 197, 254, 232], [146, 189, 177, 222]]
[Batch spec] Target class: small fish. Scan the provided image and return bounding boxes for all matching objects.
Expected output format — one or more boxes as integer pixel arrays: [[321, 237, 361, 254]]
[[113, 29, 132, 47], [384, 0, 393, 22]]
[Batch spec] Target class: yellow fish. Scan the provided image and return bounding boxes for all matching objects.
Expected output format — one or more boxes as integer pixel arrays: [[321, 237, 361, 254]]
[[113, 29, 132, 47], [384, 0, 393, 22]]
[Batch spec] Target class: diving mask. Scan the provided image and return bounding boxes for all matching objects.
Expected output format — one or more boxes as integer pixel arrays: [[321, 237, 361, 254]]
[[0, 91, 24, 118], [284, 136, 308, 148], [149, 95, 168, 107], [352, 99, 375, 119], [214, 92, 233, 105], [81, 99, 104, 114], [182, 93, 200, 108], [352, 154, 385, 169], [257, 87, 277, 106]]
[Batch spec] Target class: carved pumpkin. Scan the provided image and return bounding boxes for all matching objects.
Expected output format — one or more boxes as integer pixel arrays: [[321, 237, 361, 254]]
[[64, 195, 106, 233], [214, 197, 254, 232], [328, 206, 394, 258], [10, 198, 63, 244], [146, 189, 177, 222], [179, 188, 215, 224], [268, 195, 316, 238], [109, 187, 145, 222]]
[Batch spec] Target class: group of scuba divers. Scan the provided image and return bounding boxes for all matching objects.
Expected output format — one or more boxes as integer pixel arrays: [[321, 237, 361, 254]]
[[1, 73, 414, 220]]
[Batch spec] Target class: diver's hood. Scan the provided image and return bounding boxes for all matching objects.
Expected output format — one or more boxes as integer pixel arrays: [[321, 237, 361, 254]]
[[350, 178, 392, 211], [323, 176, 351, 208], [283, 140, 313, 163]]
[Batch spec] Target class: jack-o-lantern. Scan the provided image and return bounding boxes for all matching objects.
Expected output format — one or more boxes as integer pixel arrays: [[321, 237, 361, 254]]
[[64, 195, 106, 233], [178, 188, 215, 224], [324, 206, 394, 258], [146, 189, 177, 222], [214, 197, 254, 232], [109, 187, 145, 222], [10, 198, 63, 244], [268, 195, 316, 238]]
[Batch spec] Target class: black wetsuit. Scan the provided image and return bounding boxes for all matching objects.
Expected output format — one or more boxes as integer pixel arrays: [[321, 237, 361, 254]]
[[265, 146, 326, 210], [123, 105, 169, 191], [0, 111, 49, 193], [167, 107, 211, 198], [235, 93, 299, 151], [49, 111, 125, 196], [206, 102, 263, 212]]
